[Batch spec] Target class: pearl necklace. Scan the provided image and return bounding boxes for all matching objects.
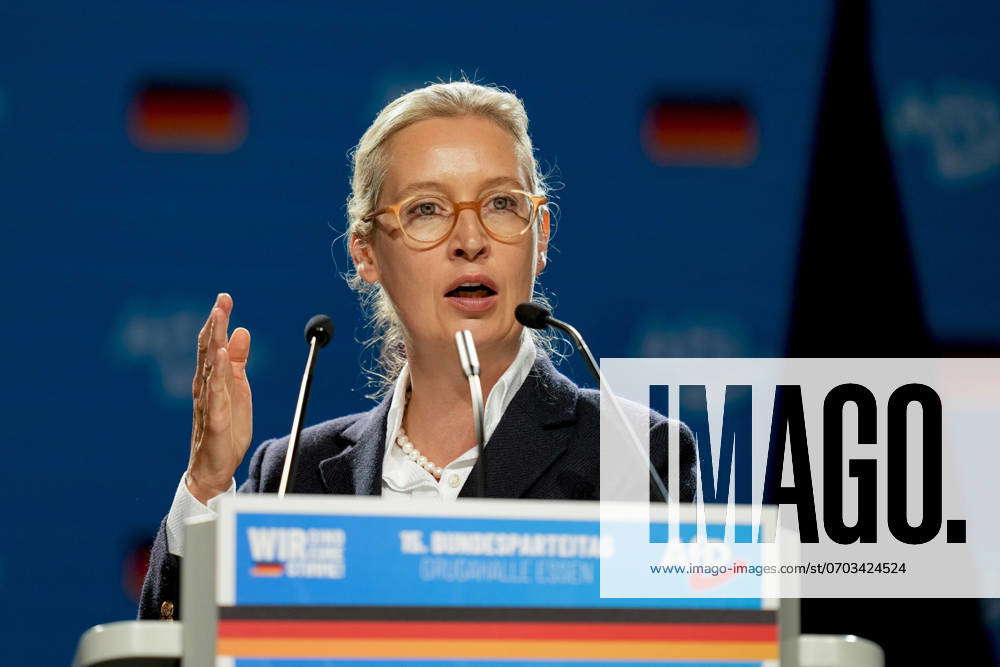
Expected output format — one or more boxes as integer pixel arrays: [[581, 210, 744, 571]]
[[395, 389, 444, 479], [396, 427, 444, 479]]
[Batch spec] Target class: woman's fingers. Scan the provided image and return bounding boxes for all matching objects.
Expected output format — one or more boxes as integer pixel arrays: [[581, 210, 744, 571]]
[[193, 294, 230, 397], [205, 346, 232, 437], [228, 327, 253, 450], [188, 293, 254, 494], [228, 329, 251, 395], [193, 303, 216, 397], [228, 327, 251, 370], [209, 303, 232, 404], [217, 292, 233, 315], [212, 304, 229, 357]]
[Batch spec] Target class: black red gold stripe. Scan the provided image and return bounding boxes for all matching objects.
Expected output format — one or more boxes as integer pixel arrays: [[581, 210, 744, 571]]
[[219, 605, 777, 624], [216, 606, 779, 661]]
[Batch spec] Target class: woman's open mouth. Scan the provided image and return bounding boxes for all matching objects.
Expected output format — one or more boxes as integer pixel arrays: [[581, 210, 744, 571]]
[[444, 281, 499, 313]]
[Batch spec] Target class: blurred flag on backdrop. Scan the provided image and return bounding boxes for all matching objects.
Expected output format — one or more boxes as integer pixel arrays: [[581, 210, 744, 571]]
[[642, 97, 757, 167], [128, 81, 247, 153]]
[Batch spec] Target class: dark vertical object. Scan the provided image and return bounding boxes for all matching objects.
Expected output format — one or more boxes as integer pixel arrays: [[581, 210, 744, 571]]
[[787, 0, 929, 357], [792, 3, 994, 664]]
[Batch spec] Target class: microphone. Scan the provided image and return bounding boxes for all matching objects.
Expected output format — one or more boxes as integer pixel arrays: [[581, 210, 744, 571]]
[[515, 303, 599, 382], [305, 314, 334, 348], [513, 302, 551, 330], [278, 314, 335, 497], [515, 302, 669, 504], [454, 330, 487, 497]]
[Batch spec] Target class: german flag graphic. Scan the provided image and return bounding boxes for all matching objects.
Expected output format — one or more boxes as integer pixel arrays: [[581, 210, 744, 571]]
[[217, 606, 780, 662], [250, 562, 285, 577], [127, 81, 247, 153], [642, 97, 757, 167]]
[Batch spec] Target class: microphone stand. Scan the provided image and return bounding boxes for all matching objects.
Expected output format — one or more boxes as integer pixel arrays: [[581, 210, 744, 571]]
[[278, 315, 334, 497], [278, 337, 318, 497], [530, 311, 670, 505], [455, 330, 487, 497], [545, 315, 600, 381]]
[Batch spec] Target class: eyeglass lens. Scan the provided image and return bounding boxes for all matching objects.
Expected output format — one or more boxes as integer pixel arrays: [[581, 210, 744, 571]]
[[399, 192, 535, 242]]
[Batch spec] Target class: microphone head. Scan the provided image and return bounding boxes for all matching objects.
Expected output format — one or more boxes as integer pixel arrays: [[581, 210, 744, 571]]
[[304, 314, 334, 348], [515, 302, 552, 330]]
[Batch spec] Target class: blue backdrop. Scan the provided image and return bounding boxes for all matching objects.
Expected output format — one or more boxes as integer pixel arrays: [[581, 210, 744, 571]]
[[2, 1, 999, 663]]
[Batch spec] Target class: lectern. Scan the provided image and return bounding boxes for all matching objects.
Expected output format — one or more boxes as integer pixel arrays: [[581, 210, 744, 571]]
[[74, 496, 880, 666]]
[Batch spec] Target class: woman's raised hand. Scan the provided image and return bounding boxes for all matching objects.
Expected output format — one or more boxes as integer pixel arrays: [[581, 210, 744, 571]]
[[186, 293, 253, 504]]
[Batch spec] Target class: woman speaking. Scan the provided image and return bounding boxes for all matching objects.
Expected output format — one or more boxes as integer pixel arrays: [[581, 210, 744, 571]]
[[139, 81, 695, 620]]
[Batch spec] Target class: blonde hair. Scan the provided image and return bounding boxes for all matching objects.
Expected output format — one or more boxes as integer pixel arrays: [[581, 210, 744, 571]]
[[345, 81, 554, 395]]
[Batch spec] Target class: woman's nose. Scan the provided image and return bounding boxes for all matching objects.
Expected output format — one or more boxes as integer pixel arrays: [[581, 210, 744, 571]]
[[448, 208, 490, 260]]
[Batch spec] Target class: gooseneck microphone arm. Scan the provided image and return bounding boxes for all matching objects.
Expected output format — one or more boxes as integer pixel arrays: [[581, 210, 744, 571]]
[[455, 330, 487, 498], [545, 317, 601, 383], [515, 303, 669, 504], [278, 314, 335, 498]]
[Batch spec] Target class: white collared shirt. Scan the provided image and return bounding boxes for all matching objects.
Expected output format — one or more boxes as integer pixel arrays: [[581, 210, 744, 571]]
[[381, 332, 536, 500], [164, 334, 537, 557]]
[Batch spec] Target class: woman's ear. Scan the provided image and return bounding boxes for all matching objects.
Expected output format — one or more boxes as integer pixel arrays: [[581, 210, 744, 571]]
[[350, 233, 379, 283], [535, 209, 550, 276]]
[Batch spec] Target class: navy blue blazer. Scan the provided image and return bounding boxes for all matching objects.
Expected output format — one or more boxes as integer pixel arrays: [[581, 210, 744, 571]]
[[138, 355, 696, 620]]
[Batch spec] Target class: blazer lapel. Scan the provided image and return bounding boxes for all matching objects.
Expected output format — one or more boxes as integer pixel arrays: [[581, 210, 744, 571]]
[[317, 356, 579, 499], [459, 355, 579, 499], [318, 392, 392, 496]]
